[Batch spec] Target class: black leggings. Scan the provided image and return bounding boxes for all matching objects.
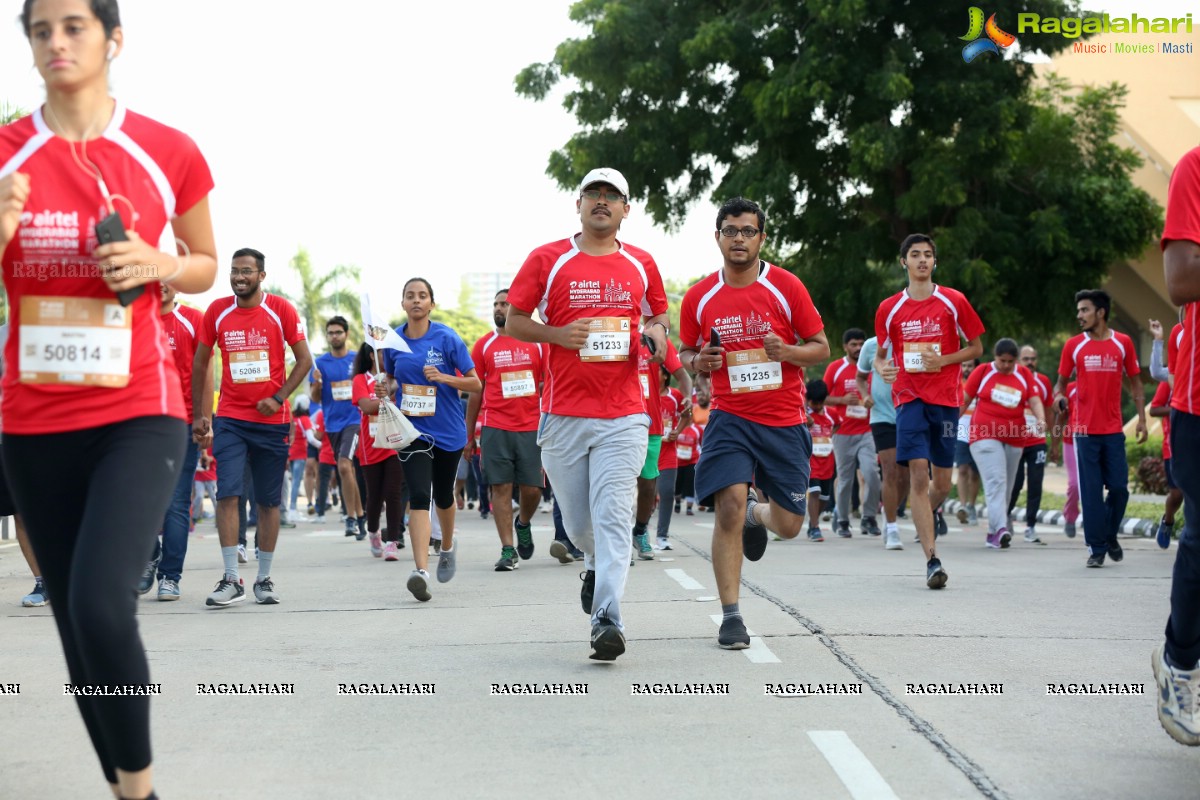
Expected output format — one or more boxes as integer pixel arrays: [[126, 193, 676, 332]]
[[1008, 443, 1047, 523], [399, 444, 463, 511], [4, 416, 185, 782], [362, 456, 408, 541]]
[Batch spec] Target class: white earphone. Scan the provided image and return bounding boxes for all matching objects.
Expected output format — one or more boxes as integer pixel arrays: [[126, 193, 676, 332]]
[[106, 43, 116, 61]]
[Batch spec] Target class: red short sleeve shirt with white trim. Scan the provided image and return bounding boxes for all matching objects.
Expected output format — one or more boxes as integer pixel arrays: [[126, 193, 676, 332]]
[[0, 105, 213, 434], [875, 285, 985, 409], [1151, 380, 1173, 460], [1162, 147, 1200, 415], [198, 293, 306, 426], [1018, 371, 1052, 448], [352, 372, 394, 466], [679, 262, 824, 428], [657, 387, 684, 470], [807, 408, 836, 480], [964, 362, 1037, 446], [314, 410, 336, 466], [162, 303, 204, 423], [507, 237, 668, 419], [289, 414, 312, 461], [675, 423, 701, 466], [1057, 331, 1140, 436], [640, 338, 683, 436], [823, 356, 869, 436], [471, 332, 544, 433]]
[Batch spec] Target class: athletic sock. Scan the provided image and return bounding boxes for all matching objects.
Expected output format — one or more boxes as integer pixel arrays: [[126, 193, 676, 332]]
[[886, 522, 898, 536], [722, 602, 741, 621], [221, 546, 239, 579], [257, 550, 274, 580]]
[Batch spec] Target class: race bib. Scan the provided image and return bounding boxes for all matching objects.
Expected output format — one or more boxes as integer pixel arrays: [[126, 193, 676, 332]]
[[229, 350, 270, 384], [845, 404, 868, 419], [675, 444, 693, 461], [640, 373, 650, 398], [726, 349, 783, 393], [368, 416, 378, 438], [400, 384, 437, 417], [330, 380, 353, 401], [812, 436, 834, 457], [990, 384, 1022, 409], [580, 317, 631, 362], [19, 296, 132, 388], [501, 370, 536, 399], [902, 342, 941, 373]]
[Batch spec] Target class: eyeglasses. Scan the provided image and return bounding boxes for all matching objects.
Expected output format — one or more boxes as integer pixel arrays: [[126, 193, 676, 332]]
[[230, 268, 259, 277], [719, 226, 761, 239], [326, 330, 347, 337], [581, 189, 626, 203]]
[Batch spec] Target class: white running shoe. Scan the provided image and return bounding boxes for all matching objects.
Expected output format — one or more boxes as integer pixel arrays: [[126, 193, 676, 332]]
[[1152, 642, 1200, 746], [885, 530, 904, 550]]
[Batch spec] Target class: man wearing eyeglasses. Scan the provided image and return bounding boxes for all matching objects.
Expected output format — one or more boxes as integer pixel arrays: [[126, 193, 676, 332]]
[[310, 316, 365, 539], [680, 197, 830, 650], [193, 248, 313, 608], [505, 167, 670, 661]]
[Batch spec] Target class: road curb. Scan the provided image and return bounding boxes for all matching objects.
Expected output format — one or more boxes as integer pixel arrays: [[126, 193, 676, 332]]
[[941, 500, 1163, 539]]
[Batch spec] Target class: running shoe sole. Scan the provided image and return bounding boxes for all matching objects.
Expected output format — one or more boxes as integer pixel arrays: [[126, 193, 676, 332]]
[[926, 565, 948, 590], [1151, 642, 1200, 746], [549, 540, 573, 564], [407, 572, 432, 602], [589, 624, 626, 661]]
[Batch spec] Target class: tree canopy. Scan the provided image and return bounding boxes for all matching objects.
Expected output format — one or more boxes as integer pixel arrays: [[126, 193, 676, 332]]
[[268, 247, 361, 354], [516, 1, 1161, 342]]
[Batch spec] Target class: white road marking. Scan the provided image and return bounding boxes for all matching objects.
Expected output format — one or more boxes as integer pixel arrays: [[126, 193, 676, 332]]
[[709, 614, 781, 663], [664, 568, 705, 591], [807, 730, 900, 800]]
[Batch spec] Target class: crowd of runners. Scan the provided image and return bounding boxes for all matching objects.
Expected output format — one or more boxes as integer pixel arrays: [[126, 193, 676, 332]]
[[1, 1, 1199, 797]]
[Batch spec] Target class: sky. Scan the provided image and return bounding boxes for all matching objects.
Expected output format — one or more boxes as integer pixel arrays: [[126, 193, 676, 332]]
[[1, 0, 1195, 324]]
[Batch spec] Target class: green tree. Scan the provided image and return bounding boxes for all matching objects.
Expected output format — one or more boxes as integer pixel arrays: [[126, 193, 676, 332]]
[[268, 247, 362, 353], [516, 1, 1161, 342]]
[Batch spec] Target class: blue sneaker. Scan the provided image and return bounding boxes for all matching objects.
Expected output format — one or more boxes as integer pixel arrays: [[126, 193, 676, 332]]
[[1157, 517, 1173, 550]]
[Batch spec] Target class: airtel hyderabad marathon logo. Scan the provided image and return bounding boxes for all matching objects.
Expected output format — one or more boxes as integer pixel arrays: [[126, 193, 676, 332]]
[[960, 7, 1016, 62]]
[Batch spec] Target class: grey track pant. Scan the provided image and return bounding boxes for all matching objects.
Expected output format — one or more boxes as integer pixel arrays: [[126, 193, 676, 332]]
[[833, 433, 880, 524], [969, 439, 1023, 535], [539, 412, 648, 631]]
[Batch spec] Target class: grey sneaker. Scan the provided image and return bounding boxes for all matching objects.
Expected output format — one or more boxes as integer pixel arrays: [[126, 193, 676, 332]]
[[21, 579, 49, 607], [237, 544, 248, 563], [157, 578, 180, 601], [1024, 528, 1044, 545], [967, 505, 978, 525], [549, 540, 574, 565], [635, 532, 655, 560], [437, 544, 457, 583], [253, 577, 280, 605], [407, 569, 432, 602], [494, 546, 519, 572], [1064, 521, 1077, 538], [206, 575, 245, 607], [137, 554, 160, 595]]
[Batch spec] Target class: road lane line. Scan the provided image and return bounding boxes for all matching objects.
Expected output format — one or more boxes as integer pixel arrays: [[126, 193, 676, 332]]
[[664, 568, 705, 591], [807, 731, 900, 800], [708, 614, 781, 663]]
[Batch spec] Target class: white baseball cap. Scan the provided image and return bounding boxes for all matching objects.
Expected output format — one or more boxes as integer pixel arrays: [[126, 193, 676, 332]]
[[577, 167, 629, 199]]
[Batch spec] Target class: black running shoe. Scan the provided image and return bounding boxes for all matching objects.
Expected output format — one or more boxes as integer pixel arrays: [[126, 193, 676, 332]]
[[580, 569, 595, 614], [1107, 539, 1124, 563], [718, 616, 751, 650], [743, 487, 768, 561], [1086, 552, 1105, 568], [861, 517, 881, 537], [515, 519, 535, 560], [934, 510, 948, 538], [344, 517, 357, 537], [926, 557, 948, 589], [589, 611, 625, 661], [355, 517, 368, 541]]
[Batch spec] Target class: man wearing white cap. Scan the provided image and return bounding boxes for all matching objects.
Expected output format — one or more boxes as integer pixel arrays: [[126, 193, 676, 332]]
[[506, 168, 670, 661]]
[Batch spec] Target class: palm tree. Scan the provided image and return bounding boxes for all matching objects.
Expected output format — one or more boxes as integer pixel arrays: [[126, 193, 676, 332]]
[[267, 247, 362, 353]]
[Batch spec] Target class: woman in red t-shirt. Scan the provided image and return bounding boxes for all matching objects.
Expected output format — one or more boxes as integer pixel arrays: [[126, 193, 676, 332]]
[[0, 4, 218, 797], [288, 399, 314, 522], [351, 344, 408, 559], [961, 339, 1046, 549]]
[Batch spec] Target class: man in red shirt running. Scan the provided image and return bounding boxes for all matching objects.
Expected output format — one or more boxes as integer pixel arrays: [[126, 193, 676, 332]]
[[823, 328, 880, 537], [1008, 345, 1053, 544], [1153, 143, 1200, 746], [681, 197, 829, 649], [1052, 289, 1146, 568], [466, 289, 550, 571], [875, 234, 984, 589], [194, 249, 313, 607], [506, 168, 670, 661]]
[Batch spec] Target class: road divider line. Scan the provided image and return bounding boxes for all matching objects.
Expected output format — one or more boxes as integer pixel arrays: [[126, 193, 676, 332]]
[[708, 614, 781, 663], [807, 730, 900, 800], [664, 568, 705, 591]]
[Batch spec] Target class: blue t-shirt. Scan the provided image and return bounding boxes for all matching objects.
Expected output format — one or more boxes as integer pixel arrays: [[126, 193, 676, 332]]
[[383, 322, 475, 451], [310, 352, 359, 433], [857, 337, 896, 425]]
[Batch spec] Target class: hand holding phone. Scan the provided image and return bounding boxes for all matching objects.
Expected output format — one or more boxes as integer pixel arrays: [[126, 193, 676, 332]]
[[95, 213, 144, 307]]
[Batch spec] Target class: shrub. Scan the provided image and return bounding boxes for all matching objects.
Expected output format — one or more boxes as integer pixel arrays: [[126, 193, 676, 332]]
[[1134, 456, 1169, 495]]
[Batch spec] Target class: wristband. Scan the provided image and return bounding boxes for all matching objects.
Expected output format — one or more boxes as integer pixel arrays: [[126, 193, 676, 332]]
[[272, 393, 285, 405], [651, 321, 670, 335]]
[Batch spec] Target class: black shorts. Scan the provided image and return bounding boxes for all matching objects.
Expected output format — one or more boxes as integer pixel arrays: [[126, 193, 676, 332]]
[[694, 410, 812, 516], [0, 443, 17, 517], [808, 475, 834, 501], [481, 427, 543, 487], [306, 444, 319, 460], [329, 425, 360, 462], [870, 422, 897, 453], [954, 440, 977, 471]]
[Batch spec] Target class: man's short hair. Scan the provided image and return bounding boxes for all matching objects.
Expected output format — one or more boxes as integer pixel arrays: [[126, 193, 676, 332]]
[[716, 197, 765, 231], [843, 328, 866, 345], [899, 234, 936, 259], [232, 248, 265, 271], [1074, 289, 1111, 321], [326, 316, 349, 334]]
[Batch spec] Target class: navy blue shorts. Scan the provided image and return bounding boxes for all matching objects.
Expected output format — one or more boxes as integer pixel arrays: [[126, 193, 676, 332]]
[[1165, 457, 1177, 490], [213, 417, 291, 507], [694, 410, 811, 516], [954, 440, 977, 471], [306, 444, 319, 460], [896, 400, 958, 469]]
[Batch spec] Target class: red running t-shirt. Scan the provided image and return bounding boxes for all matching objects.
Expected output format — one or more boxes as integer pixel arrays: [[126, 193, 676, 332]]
[[964, 362, 1038, 446], [875, 285, 985, 409], [807, 408, 836, 480], [657, 387, 685, 470], [0, 105, 213, 434], [640, 338, 683, 436], [162, 303, 204, 424], [352, 372, 395, 467], [195, 449, 216, 482], [471, 332, 544, 433], [1061, 382, 1079, 445], [1163, 147, 1200, 414], [199, 293, 306, 426], [507, 236, 668, 419], [823, 356, 869, 435], [675, 423, 701, 466], [1018, 371, 1052, 448], [314, 410, 336, 466], [289, 414, 312, 461], [1151, 381, 1173, 460], [680, 262, 824, 428], [1057, 331, 1139, 436]]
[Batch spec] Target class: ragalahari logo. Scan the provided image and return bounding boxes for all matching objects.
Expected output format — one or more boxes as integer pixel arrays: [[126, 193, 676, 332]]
[[961, 7, 1016, 62]]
